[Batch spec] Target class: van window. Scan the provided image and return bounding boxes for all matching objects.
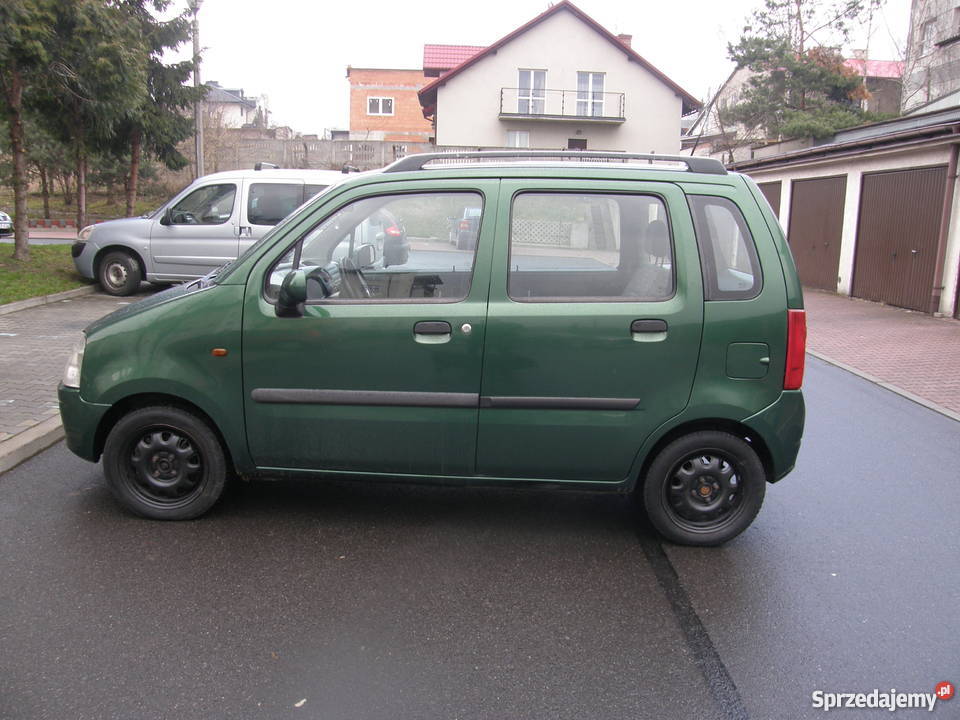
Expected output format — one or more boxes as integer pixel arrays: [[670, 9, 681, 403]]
[[304, 184, 329, 201], [688, 196, 762, 300], [267, 192, 481, 303], [508, 193, 673, 301], [248, 183, 303, 226], [169, 184, 236, 225]]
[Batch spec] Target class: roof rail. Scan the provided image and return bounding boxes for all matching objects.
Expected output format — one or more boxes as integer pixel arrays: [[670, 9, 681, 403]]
[[383, 150, 727, 175]]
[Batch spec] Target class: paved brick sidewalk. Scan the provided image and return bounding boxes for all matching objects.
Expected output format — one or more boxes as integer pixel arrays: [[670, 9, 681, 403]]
[[0, 292, 143, 441], [805, 289, 960, 416]]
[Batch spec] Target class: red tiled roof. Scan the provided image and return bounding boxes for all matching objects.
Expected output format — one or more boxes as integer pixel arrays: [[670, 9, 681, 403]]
[[418, 0, 701, 115], [844, 58, 904, 79], [423, 44, 486, 72]]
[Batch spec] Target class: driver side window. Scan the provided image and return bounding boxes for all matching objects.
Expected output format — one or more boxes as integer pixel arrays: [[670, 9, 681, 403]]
[[267, 191, 482, 303], [169, 184, 237, 226]]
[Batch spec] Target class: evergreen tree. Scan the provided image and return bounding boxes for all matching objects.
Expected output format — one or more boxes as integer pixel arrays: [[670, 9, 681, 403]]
[[0, 0, 54, 260], [725, 0, 884, 141]]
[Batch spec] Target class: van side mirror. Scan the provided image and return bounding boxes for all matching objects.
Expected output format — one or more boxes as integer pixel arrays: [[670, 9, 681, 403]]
[[159, 208, 172, 226], [275, 269, 307, 317]]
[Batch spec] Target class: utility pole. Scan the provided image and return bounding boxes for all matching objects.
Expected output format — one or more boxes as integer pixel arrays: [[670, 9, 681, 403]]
[[191, 0, 205, 178]]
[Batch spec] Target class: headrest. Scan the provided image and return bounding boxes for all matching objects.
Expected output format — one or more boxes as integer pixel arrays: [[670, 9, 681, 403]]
[[644, 220, 670, 258]]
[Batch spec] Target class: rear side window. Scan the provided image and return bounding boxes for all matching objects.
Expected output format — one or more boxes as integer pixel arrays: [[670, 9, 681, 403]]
[[688, 196, 762, 300], [248, 183, 304, 226], [508, 193, 674, 302]]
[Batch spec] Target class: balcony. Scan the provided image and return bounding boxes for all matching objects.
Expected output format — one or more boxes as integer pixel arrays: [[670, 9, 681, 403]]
[[499, 88, 625, 123]]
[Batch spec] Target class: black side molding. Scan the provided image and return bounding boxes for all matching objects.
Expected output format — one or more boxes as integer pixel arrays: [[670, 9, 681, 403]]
[[480, 396, 640, 411], [251, 389, 477, 408]]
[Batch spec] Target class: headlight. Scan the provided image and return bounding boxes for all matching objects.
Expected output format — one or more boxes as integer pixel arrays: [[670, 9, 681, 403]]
[[0, 212, 10, 222], [78, 224, 95, 241], [62, 336, 86, 388]]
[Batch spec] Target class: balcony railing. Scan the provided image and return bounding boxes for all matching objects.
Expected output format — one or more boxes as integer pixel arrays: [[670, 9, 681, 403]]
[[499, 88, 625, 122]]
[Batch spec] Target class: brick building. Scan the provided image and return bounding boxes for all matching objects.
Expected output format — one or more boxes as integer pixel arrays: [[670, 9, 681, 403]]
[[345, 67, 433, 143]]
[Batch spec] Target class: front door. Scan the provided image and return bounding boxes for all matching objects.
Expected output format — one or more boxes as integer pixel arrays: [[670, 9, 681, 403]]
[[477, 180, 703, 482], [242, 180, 498, 476], [150, 181, 241, 279]]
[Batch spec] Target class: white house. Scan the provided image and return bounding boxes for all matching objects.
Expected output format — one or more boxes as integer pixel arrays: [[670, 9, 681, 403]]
[[417, 1, 700, 152]]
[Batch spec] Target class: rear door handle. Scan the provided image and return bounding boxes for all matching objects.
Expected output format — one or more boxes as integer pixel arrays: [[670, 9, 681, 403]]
[[631, 319, 668, 342], [414, 321, 452, 344]]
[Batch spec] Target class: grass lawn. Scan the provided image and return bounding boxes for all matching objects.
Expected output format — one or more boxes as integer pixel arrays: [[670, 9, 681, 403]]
[[0, 245, 92, 305], [0, 189, 163, 223]]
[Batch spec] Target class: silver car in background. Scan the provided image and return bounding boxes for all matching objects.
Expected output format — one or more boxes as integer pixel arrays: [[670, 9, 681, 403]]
[[72, 167, 346, 295]]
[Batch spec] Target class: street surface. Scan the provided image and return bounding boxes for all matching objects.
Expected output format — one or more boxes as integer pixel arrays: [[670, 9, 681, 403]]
[[0, 358, 957, 719]]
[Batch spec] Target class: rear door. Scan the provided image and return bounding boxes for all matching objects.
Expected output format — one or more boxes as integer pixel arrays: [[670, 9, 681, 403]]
[[242, 179, 307, 252], [477, 180, 703, 482]]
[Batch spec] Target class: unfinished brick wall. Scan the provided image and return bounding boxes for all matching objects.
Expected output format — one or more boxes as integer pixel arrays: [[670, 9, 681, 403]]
[[347, 68, 433, 143]]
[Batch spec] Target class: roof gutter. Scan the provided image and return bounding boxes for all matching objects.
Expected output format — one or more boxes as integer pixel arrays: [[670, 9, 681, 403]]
[[937, 132, 960, 315], [730, 122, 960, 173]]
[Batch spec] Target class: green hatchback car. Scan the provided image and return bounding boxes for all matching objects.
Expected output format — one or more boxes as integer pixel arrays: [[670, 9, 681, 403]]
[[59, 151, 805, 546]]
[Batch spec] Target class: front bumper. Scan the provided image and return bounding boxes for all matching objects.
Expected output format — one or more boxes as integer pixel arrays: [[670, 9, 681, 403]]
[[58, 384, 111, 462], [71, 242, 97, 280], [743, 390, 805, 482]]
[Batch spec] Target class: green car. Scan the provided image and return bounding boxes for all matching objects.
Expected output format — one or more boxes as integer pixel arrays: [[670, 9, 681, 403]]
[[59, 151, 805, 546]]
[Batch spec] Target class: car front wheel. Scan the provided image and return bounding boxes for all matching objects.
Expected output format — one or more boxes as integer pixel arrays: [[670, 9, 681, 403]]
[[642, 431, 766, 546], [102, 406, 228, 520], [98, 251, 141, 296]]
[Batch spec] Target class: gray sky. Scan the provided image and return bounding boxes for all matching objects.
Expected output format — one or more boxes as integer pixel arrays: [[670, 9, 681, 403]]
[[168, 0, 912, 135]]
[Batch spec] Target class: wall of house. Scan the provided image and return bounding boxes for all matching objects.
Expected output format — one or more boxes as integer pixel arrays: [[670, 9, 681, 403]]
[[902, 0, 960, 112], [348, 68, 433, 143], [745, 143, 960, 316], [207, 103, 254, 129], [433, 10, 683, 151]]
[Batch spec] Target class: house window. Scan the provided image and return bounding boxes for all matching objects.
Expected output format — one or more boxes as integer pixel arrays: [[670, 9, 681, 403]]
[[367, 97, 394, 116], [518, 69, 546, 114], [919, 19, 937, 55], [567, 138, 587, 150], [507, 130, 530, 148], [577, 72, 605, 117]]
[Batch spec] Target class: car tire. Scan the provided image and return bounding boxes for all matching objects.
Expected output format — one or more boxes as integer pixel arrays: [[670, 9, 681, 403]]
[[641, 431, 765, 546], [102, 406, 228, 520], [98, 251, 141, 296]]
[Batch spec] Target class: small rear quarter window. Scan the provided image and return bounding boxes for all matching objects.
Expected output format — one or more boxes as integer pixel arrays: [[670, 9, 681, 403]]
[[688, 196, 762, 300]]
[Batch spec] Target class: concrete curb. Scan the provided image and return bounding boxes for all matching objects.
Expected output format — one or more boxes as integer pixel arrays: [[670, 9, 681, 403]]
[[808, 349, 960, 424], [0, 285, 97, 317], [0, 416, 64, 475]]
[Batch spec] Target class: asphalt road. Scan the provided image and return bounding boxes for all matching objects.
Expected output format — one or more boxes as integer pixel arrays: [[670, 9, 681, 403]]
[[0, 357, 957, 720]]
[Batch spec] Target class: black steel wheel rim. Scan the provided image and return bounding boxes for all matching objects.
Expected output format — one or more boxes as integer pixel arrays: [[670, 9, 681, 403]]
[[663, 450, 746, 533], [124, 425, 205, 509]]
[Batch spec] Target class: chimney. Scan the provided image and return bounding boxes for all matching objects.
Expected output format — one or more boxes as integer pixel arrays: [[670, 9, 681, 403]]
[[617, 33, 632, 48]]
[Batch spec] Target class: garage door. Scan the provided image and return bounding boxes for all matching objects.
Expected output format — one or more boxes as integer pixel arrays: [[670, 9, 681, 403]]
[[852, 166, 947, 312], [787, 176, 846, 291], [757, 181, 781, 217]]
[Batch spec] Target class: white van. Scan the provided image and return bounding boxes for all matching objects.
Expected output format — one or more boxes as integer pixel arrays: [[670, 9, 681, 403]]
[[72, 167, 347, 295]]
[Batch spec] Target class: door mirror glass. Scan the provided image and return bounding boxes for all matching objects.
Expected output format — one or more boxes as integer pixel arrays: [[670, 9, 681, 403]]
[[276, 269, 307, 316]]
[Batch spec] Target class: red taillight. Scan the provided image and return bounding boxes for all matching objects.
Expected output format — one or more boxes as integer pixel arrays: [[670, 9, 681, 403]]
[[458, 220, 470, 231], [784, 309, 806, 390], [385, 225, 402, 237]]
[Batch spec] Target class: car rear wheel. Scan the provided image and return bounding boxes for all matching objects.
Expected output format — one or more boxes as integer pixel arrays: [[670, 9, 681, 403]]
[[642, 431, 765, 546], [98, 251, 141, 296], [102, 406, 228, 520]]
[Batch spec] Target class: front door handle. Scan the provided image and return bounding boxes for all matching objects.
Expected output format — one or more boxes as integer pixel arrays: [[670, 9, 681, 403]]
[[631, 319, 668, 342], [414, 321, 452, 344]]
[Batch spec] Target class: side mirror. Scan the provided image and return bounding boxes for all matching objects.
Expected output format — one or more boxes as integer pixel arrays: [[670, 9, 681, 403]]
[[159, 208, 173, 226], [275, 269, 307, 317], [354, 243, 377, 268]]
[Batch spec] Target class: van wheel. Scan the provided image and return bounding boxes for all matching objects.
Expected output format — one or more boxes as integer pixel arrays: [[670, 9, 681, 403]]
[[102, 406, 227, 520], [642, 431, 765, 546], [98, 251, 141, 296]]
